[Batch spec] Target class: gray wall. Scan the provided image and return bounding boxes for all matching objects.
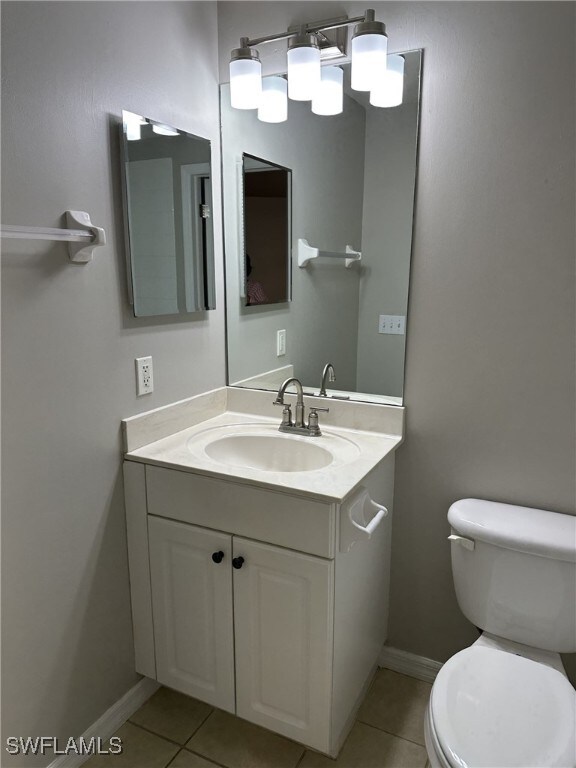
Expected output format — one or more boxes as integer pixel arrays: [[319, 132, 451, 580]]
[[219, 1, 576, 672], [1, 3, 225, 764]]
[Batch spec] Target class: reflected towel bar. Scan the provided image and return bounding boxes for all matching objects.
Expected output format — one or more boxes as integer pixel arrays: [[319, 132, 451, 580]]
[[297, 238, 361, 269], [0, 210, 106, 263]]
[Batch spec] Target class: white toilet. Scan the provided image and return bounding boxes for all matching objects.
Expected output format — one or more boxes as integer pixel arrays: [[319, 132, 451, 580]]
[[425, 498, 576, 768]]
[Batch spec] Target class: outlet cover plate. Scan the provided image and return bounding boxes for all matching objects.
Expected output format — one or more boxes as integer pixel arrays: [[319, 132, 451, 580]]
[[277, 329, 286, 357], [136, 356, 153, 395]]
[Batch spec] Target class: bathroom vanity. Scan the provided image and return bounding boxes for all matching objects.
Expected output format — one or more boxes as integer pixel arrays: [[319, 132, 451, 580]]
[[122, 387, 404, 756]]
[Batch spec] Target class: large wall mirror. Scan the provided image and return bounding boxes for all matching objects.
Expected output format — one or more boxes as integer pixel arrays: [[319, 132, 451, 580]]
[[220, 50, 422, 403], [120, 112, 216, 317]]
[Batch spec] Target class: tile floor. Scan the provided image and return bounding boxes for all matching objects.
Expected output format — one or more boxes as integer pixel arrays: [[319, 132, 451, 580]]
[[85, 669, 431, 768]]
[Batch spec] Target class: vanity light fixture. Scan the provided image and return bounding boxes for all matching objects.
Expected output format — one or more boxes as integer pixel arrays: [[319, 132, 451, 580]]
[[370, 54, 405, 108], [258, 76, 288, 123], [311, 66, 344, 116], [229, 9, 397, 118]]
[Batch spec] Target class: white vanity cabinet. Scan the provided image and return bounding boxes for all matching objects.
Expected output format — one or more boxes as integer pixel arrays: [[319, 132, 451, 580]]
[[124, 456, 394, 756], [147, 516, 333, 749]]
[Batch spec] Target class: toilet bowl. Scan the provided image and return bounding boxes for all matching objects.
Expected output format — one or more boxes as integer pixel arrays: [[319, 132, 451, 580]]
[[425, 499, 576, 768]]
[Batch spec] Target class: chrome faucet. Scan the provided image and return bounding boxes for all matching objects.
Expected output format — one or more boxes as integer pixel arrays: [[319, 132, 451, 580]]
[[273, 377, 328, 436], [318, 363, 336, 397], [274, 377, 305, 428]]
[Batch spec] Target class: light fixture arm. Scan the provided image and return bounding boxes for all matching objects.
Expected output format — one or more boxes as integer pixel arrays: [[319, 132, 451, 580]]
[[239, 9, 374, 49]]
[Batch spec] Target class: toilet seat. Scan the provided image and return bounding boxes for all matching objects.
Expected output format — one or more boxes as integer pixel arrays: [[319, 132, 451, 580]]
[[429, 646, 576, 768]]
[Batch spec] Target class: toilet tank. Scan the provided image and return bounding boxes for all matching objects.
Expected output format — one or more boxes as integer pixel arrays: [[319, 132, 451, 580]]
[[448, 499, 576, 653]]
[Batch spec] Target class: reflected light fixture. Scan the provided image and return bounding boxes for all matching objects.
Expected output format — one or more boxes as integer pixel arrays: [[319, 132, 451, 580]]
[[370, 54, 405, 108], [123, 111, 147, 141], [287, 30, 321, 101], [258, 76, 288, 123], [229, 9, 398, 120], [311, 66, 344, 116], [230, 37, 262, 109], [151, 122, 179, 136], [350, 9, 387, 92]]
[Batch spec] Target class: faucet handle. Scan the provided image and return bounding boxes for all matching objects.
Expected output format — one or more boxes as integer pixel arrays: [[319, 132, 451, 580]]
[[307, 406, 328, 436], [273, 400, 293, 427]]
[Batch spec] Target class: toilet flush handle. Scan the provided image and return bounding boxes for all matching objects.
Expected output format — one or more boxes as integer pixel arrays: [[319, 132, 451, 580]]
[[448, 534, 475, 551]]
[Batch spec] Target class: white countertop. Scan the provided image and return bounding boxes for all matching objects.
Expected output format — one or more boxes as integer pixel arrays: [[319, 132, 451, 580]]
[[123, 387, 404, 502]]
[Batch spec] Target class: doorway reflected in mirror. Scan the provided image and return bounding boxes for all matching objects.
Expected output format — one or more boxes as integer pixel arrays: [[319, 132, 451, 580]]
[[243, 155, 291, 306]]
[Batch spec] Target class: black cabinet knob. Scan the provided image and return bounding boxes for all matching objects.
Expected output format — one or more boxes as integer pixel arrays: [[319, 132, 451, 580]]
[[211, 551, 224, 564], [232, 556, 245, 570]]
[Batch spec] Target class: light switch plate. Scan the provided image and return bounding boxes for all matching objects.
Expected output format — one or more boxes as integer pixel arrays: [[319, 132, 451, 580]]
[[378, 315, 406, 335]]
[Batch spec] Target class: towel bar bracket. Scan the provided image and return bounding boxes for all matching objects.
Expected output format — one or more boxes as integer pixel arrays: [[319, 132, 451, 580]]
[[0, 210, 106, 264], [297, 238, 361, 269]]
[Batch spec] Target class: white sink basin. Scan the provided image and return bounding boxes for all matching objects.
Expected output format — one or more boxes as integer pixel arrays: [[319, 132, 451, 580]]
[[186, 422, 361, 475], [204, 433, 333, 473]]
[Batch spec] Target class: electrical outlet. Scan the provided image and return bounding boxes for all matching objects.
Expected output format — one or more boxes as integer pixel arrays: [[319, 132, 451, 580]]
[[277, 329, 287, 357], [135, 356, 154, 395], [378, 315, 406, 335]]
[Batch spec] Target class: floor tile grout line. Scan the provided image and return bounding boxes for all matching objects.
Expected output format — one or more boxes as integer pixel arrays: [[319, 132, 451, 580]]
[[355, 718, 427, 749], [293, 748, 308, 768], [183, 737, 304, 768], [127, 706, 215, 748], [124, 720, 194, 749], [186, 707, 217, 743], [183, 746, 236, 768], [164, 748, 185, 768]]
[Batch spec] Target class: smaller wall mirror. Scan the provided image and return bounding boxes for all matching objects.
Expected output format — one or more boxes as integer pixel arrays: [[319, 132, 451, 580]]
[[120, 111, 216, 317], [242, 154, 292, 306]]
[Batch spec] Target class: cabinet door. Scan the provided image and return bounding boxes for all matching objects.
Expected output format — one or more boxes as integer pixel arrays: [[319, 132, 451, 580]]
[[148, 516, 234, 711], [233, 537, 334, 753]]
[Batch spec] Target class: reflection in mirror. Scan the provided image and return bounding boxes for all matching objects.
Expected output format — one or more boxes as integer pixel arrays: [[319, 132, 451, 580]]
[[243, 154, 291, 306], [120, 112, 216, 317], [221, 51, 422, 404]]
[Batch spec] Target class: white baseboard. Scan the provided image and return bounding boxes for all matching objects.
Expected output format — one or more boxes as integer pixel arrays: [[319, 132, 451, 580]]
[[379, 646, 443, 684], [48, 677, 160, 768]]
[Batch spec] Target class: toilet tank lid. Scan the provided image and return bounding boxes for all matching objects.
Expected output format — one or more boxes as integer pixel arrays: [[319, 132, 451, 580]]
[[448, 499, 576, 563]]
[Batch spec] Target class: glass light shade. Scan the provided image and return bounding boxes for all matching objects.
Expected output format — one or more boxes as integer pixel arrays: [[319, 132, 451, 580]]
[[311, 66, 343, 116], [351, 33, 388, 91], [370, 54, 405, 108], [258, 76, 288, 123], [230, 58, 262, 109], [287, 45, 321, 101]]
